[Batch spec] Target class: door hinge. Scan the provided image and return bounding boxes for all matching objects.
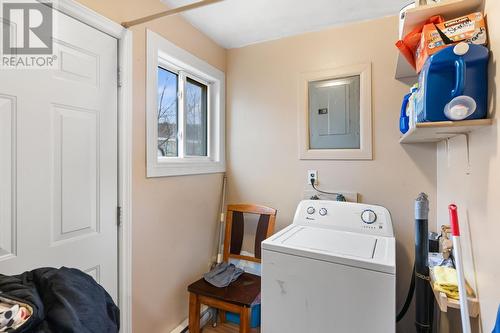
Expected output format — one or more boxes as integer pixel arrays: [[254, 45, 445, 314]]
[[117, 206, 122, 226], [117, 68, 122, 88]]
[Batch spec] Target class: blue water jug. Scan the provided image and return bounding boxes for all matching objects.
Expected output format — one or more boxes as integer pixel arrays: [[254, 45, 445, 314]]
[[415, 43, 489, 122]]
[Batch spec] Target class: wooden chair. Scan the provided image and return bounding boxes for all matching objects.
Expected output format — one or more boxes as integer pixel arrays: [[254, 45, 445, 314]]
[[188, 204, 277, 333]]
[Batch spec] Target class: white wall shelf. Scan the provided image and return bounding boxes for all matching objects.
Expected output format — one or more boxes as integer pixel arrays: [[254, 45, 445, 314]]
[[395, 0, 482, 79], [399, 119, 493, 144]]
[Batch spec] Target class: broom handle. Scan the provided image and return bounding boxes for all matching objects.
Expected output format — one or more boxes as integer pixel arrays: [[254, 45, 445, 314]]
[[216, 176, 227, 263], [449, 204, 471, 333]]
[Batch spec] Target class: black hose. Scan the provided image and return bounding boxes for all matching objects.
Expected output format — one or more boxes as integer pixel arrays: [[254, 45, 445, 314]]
[[396, 262, 416, 322]]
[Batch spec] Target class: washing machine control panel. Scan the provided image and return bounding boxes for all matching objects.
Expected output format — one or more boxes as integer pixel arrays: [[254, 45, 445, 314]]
[[294, 200, 394, 237]]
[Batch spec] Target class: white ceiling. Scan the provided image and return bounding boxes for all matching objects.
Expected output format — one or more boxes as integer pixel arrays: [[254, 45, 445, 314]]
[[162, 0, 410, 49]]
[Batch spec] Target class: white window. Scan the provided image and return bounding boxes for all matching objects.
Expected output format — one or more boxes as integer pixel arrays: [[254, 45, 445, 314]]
[[146, 30, 225, 177]]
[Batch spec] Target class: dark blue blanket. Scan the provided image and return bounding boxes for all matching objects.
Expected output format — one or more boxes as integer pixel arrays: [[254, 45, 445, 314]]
[[0, 267, 119, 333]]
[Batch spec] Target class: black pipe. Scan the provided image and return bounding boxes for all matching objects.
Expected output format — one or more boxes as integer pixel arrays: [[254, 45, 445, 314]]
[[414, 193, 434, 332]]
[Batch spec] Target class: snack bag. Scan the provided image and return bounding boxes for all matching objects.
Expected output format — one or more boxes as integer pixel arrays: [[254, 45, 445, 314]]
[[415, 12, 487, 73], [396, 15, 444, 69]]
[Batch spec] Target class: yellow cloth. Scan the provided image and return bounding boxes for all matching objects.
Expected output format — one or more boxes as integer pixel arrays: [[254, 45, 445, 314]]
[[432, 266, 459, 300]]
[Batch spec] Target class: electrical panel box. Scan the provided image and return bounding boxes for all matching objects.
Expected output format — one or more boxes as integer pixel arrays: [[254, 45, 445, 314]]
[[308, 75, 361, 149]]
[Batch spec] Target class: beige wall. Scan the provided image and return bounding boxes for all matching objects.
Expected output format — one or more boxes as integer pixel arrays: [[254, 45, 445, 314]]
[[74, 1, 226, 331], [226, 16, 437, 333], [436, 0, 500, 332]]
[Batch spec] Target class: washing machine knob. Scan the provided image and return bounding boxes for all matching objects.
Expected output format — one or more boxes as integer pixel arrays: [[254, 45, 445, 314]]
[[361, 209, 377, 224], [307, 206, 315, 214], [319, 208, 327, 216]]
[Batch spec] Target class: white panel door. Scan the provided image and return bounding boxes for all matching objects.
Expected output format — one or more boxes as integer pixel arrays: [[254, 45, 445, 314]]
[[0, 10, 118, 299]]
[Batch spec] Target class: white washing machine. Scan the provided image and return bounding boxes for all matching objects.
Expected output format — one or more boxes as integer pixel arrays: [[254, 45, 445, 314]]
[[262, 200, 395, 333]]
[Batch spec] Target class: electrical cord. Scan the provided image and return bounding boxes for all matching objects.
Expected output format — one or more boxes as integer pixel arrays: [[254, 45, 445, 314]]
[[310, 179, 346, 201]]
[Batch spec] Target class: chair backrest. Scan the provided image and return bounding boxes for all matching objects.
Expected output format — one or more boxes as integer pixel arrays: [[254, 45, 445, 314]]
[[223, 204, 277, 263]]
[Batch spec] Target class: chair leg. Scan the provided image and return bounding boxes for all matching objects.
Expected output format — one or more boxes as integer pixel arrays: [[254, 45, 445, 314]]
[[219, 310, 226, 323], [189, 293, 201, 333], [240, 306, 251, 333]]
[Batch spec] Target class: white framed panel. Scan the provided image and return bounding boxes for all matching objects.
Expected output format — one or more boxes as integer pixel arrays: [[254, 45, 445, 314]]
[[85, 265, 101, 283], [52, 104, 100, 243], [54, 39, 100, 88], [298, 63, 372, 160], [0, 95, 16, 259]]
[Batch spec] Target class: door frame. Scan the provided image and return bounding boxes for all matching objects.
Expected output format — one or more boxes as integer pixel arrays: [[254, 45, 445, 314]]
[[51, 1, 133, 332]]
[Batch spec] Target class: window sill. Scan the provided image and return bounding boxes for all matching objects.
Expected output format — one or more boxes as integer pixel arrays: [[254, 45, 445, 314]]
[[147, 160, 225, 177]]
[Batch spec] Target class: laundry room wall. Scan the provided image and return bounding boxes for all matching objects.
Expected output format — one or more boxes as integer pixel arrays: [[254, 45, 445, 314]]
[[74, 0, 226, 332], [225, 15, 437, 333], [436, 0, 500, 332]]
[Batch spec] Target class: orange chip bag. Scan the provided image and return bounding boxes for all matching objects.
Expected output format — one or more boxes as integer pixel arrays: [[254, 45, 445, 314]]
[[415, 12, 487, 73], [396, 15, 444, 70]]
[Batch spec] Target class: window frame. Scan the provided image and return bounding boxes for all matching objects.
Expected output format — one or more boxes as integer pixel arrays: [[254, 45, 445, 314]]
[[156, 65, 179, 158], [146, 30, 225, 177], [184, 76, 208, 157]]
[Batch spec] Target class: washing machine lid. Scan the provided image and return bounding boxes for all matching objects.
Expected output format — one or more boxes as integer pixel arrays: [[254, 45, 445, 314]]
[[262, 225, 396, 274], [282, 227, 377, 259]]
